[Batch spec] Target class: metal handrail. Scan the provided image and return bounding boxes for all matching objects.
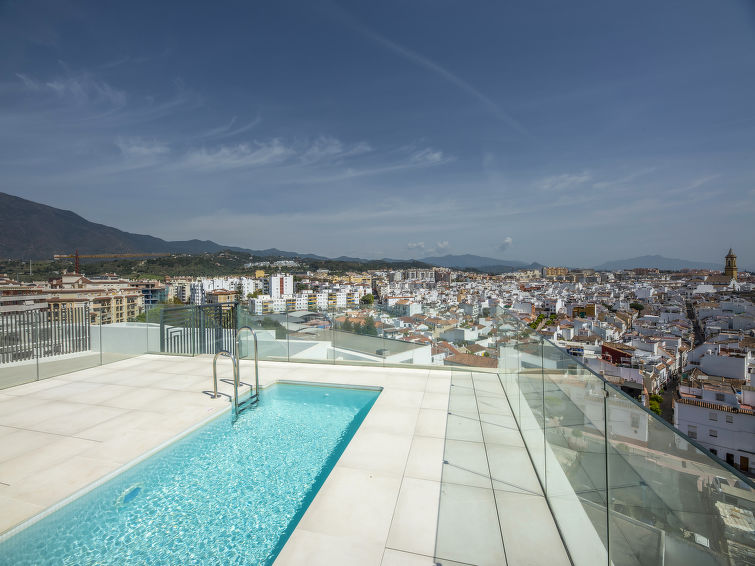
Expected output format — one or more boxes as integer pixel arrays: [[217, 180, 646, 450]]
[[234, 326, 259, 416], [211, 349, 236, 399]]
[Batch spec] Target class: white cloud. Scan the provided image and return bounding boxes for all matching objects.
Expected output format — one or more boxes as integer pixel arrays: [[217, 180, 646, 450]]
[[498, 236, 513, 252], [407, 240, 450, 255], [537, 171, 591, 191], [193, 116, 262, 141], [115, 137, 170, 157], [592, 167, 657, 189], [410, 147, 446, 166], [15, 73, 41, 90], [183, 140, 294, 170], [299, 136, 372, 165], [181, 136, 375, 172], [18, 71, 127, 107]]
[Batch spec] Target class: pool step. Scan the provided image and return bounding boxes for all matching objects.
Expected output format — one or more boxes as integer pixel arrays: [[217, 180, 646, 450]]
[[237, 393, 259, 412], [232, 391, 260, 422]]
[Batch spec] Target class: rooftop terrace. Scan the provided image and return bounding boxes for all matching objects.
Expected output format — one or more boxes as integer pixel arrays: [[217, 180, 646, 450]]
[[0, 306, 753, 565]]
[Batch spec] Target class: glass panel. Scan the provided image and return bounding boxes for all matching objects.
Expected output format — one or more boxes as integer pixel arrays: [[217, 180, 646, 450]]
[[0, 310, 39, 388], [542, 339, 609, 565], [153, 305, 197, 357], [517, 329, 546, 487], [35, 307, 101, 380], [497, 319, 521, 420], [493, 311, 755, 566], [284, 309, 334, 364], [332, 307, 387, 366], [145, 305, 164, 355], [605, 385, 754, 565], [236, 307, 289, 361], [99, 319, 150, 366]]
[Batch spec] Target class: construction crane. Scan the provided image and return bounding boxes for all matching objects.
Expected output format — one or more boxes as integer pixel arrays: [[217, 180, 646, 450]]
[[53, 250, 171, 274]]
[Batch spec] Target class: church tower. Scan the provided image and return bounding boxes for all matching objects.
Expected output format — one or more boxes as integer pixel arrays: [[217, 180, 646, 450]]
[[724, 248, 737, 280]]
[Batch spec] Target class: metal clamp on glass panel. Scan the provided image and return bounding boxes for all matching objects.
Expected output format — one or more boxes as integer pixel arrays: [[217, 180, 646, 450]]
[[212, 349, 236, 399]]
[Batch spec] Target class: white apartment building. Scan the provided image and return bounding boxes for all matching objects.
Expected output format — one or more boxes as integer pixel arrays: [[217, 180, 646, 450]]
[[674, 381, 754, 475], [687, 343, 751, 381], [393, 300, 422, 317], [440, 327, 479, 343], [189, 277, 265, 304], [269, 274, 294, 299], [249, 295, 287, 315]]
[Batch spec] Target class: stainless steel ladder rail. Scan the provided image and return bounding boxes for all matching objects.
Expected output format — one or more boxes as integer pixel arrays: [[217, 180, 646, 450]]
[[211, 350, 236, 399], [233, 326, 260, 420]]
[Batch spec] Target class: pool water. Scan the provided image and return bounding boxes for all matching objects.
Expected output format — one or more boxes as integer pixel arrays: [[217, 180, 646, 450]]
[[0, 383, 380, 566]]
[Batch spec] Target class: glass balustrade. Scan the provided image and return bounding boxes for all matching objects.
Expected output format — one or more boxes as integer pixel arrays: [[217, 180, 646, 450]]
[[490, 311, 754, 566]]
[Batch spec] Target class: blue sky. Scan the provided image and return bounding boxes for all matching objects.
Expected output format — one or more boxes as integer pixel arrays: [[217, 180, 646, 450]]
[[1, 0, 754, 267]]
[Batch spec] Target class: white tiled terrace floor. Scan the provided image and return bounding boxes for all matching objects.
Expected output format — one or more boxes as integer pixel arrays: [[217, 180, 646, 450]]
[[0, 354, 569, 565]]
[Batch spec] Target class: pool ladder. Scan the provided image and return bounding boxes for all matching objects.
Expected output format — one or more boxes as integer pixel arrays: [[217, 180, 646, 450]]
[[211, 326, 260, 422]]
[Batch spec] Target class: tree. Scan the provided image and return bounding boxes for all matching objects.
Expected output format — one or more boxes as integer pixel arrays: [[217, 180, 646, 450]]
[[360, 293, 375, 305], [359, 316, 378, 337], [648, 394, 663, 416], [630, 302, 645, 312], [342, 319, 354, 332]]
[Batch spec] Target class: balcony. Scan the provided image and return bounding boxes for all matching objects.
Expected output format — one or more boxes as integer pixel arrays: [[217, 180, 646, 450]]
[[0, 305, 752, 565]]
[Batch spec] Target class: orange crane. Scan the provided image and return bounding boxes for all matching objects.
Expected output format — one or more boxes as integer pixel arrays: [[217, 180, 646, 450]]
[[53, 250, 171, 274]]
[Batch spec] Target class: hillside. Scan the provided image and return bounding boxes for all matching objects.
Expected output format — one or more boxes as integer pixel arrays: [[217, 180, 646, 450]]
[[0, 193, 324, 260]]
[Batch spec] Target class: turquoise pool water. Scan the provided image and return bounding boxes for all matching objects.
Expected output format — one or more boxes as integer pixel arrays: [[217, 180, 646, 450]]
[[0, 383, 380, 565]]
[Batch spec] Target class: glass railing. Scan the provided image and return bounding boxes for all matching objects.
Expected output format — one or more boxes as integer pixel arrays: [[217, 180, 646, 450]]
[[143, 303, 435, 368], [494, 312, 754, 566], [0, 307, 150, 389]]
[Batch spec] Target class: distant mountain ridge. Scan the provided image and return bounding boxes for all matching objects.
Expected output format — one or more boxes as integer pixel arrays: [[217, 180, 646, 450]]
[[1, 193, 740, 271], [592, 255, 721, 271], [419, 254, 531, 269], [0, 192, 326, 260]]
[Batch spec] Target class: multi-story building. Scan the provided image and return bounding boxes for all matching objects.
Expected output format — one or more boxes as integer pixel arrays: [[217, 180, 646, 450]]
[[542, 266, 569, 278], [675, 376, 754, 475], [0, 284, 50, 315], [47, 290, 144, 324], [129, 280, 167, 311], [268, 274, 294, 299], [206, 289, 239, 305]]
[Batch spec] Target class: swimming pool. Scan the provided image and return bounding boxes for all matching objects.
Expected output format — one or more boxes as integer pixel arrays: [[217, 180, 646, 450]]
[[0, 382, 380, 565]]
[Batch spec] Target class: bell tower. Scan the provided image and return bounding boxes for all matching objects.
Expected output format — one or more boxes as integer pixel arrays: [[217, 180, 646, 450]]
[[724, 248, 737, 280]]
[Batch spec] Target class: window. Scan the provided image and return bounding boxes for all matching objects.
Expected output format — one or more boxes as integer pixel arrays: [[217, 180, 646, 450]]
[[709, 429, 718, 438], [726, 415, 733, 424], [688, 425, 697, 439], [710, 448, 718, 455], [709, 412, 718, 421], [631, 414, 640, 429], [716, 393, 725, 402]]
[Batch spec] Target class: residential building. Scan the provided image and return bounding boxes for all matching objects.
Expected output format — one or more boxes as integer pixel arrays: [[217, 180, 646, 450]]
[[675, 376, 754, 474]]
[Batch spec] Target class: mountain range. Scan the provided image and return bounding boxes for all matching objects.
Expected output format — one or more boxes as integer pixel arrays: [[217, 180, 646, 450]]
[[0, 192, 735, 271], [0, 192, 328, 261]]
